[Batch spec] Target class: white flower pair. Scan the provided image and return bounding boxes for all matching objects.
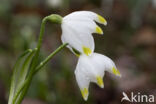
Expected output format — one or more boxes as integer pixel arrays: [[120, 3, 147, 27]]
[[61, 11, 121, 101]]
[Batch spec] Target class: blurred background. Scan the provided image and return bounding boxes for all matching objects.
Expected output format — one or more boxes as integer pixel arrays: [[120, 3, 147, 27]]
[[0, 0, 156, 104]]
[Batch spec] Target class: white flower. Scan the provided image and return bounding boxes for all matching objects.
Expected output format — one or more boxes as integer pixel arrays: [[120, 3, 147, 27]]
[[75, 53, 121, 101], [61, 11, 107, 56], [60, 11, 120, 101]]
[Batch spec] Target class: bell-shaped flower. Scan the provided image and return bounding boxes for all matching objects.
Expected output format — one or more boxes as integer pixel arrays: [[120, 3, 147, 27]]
[[74, 53, 121, 101], [61, 11, 107, 56]]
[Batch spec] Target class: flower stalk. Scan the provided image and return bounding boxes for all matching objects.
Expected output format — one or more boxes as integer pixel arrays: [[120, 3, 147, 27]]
[[12, 43, 67, 104], [8, 14, 65, 104]]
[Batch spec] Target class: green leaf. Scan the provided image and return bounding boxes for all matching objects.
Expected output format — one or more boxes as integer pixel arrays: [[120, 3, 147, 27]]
[[8, 49, 36, 104]]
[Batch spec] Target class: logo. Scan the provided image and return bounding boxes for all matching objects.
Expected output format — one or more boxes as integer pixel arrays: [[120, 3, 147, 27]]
[[121, 92, 155, 103]]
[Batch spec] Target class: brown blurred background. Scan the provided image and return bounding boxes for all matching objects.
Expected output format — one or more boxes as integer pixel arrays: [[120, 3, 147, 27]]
[[0, 0, 156, 104]]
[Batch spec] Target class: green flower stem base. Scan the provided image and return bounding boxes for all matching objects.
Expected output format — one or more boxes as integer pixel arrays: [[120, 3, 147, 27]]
[[12, 43, 67, 104], [12, 17, 48, 104], [10, 14, 65, 104]]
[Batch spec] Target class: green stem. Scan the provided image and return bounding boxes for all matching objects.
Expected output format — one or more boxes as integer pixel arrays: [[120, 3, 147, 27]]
[[34, 43, 68, 75], [13, 43, 68, 104], [30, 17, 48, 73], [13, 17, 48, 104], [12, 14, 63, 104]]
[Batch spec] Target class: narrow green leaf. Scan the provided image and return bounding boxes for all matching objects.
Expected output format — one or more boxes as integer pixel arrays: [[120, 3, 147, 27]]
[[8, 49, 36, 104]]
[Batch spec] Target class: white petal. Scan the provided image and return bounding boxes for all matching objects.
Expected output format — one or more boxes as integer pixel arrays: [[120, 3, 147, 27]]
[[61, 23, 95, 56], [76, 54, 105, 88], [74, 53, 121, 100], [61, 34, 74, 53], [61, 11, 107, 56], [63, 19, 100, 34], [91, 53, 121, 77], [63, 11, 107, 25], [75, 67, 90, 101], [63, 11, 105, 35]]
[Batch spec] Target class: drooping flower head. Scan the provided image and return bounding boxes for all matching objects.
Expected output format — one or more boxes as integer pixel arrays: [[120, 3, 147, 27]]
[[60, 11, 121, 101], [75, 53, 121, 100], [61, 11, 107, 56]]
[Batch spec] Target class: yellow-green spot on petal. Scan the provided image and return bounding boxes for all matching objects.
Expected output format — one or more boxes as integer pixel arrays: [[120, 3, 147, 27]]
[[97, 15, 107, 25], [82, 46, 92, 56], [96, 26, 103, 35], [112, 67, 121, 76], [96, 76, 104, 88], [81, 88, 88, 101]]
